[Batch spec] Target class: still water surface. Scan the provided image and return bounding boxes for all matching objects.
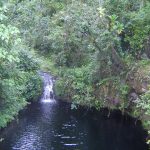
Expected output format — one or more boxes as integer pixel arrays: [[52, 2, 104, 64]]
[[0, 101, 148, 150]]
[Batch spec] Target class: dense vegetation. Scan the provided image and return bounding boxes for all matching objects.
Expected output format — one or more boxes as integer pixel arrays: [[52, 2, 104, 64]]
[[0, 1, 42, 128], [0, 0, 150, 145]]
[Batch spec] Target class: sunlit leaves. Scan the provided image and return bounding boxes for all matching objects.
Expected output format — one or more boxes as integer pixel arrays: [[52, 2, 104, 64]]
[[97, 7, 105, 18], [108, 15, 124, 34], [0, 24, 20, 44]]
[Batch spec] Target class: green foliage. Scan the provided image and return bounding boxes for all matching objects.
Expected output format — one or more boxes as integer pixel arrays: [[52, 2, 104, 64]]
[[134, 90, 150, 140], [136, 90, 150, 117], [0, 4, 42, 129], [6, 0, 65, 53], [125, 3, 150, 57], [104, 0, 150, 58], [55, 65, 95, 106], [22, 72, 42, 101], [18, 51, 39, 71]]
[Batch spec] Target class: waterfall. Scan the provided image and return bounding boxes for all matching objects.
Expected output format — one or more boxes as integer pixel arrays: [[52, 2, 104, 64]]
[[39, 72, 55, 103]]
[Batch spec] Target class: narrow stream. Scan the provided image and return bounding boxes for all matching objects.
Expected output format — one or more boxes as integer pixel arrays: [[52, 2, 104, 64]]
[[0, 72, 148, 150]]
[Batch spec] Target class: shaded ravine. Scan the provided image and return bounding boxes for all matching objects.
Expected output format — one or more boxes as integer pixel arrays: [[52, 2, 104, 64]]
[[0, 72, 149, 150]]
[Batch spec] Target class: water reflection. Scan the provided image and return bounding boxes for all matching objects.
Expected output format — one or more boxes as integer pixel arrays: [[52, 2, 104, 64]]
[[0, 102, 148, 150]]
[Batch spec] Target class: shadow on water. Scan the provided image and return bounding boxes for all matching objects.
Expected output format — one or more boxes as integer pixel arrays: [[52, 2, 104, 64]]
[[0, 72, 148, 150]]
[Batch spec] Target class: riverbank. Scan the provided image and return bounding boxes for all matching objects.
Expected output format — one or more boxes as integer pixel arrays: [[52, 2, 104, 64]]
[[53, 60, 150, 147], [0, 99, 149, 150], [0, 72, 42, 130]]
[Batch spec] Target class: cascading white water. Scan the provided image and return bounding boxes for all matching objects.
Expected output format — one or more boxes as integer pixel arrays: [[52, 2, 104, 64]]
[[39, 72, 55, 103]]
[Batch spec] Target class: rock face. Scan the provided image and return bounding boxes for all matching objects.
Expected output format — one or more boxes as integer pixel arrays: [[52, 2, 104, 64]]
[[128, 92, 139, 102], [126, 62, 150, 98], [127, 64, 150, 144]]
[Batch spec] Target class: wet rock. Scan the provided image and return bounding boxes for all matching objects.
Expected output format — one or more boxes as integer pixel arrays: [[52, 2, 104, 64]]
[[129, 92, 139, 102]]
